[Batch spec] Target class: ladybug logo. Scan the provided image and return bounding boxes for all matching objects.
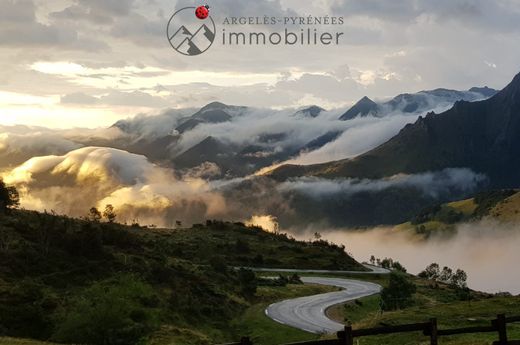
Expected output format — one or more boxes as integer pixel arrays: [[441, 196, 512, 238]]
[[166, 6, 216, 56], [195, 5, 210, 20]]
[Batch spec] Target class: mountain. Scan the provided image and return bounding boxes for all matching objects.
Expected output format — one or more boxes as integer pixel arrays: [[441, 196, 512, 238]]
[[469, 86, 497, 98], [339, 96, 378, 120], [175, 102, 245, 133], [339, 87, 499, 120], [294, 105, 325, 118], [270, 72, 520, 188], [172, 135, 302, 177], [300, 131, 342, 152]]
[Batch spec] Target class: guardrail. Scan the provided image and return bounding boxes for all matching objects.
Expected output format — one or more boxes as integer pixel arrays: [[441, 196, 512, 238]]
[[221, 314, 520, 345]]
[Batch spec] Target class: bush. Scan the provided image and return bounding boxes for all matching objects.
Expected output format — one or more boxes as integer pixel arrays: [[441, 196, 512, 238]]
[[237, 268, 257, 298], [53, 275, 159, 345], [0, 280, 53, 339], [380, 272, 416, 311]]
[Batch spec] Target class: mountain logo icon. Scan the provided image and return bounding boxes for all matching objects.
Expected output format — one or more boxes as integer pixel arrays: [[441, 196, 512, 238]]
[[167, 6, 216, 56]]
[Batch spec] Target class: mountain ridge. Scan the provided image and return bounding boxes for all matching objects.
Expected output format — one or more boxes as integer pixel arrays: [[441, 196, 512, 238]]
[[269, 72, 520, 188]]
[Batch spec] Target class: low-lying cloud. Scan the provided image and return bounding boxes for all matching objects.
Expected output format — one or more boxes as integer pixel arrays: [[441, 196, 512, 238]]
[[279, 168, 486, 199], [310, 220, 520, 294]]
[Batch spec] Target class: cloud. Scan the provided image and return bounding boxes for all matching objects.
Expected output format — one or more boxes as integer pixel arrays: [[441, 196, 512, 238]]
[[2, 147, 228, 226], [0, 128, 84, 169], [278, 168, 487, 199], [246, 215, 279, 233], [0, 0, 108, 50], [61, 90, 170, 108], [50, 0, 136, 24], [314, 219, 520, 294]]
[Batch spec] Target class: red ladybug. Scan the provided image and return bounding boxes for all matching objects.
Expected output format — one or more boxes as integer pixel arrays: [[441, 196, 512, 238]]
[[195, 5, 210, 20]]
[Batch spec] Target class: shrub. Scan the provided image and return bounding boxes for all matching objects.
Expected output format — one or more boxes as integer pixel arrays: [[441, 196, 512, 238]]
[[380, 272, 416, 311], [53, 275, 159, 345]]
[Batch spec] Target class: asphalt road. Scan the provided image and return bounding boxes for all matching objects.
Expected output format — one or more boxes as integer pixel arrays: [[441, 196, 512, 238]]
[[265, 276, 383, 334], [249, 264, 390, 275]]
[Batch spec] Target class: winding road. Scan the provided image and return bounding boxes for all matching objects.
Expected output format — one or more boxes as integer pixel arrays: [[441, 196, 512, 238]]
[[263, 265, 388, 334]]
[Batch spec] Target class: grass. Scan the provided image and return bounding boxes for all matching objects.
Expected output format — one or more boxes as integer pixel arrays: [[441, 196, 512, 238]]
[[447, 199, 478, 216], [489, 192, 520, 222], [394, 190, 520, 237], [0, 210, 364, 345], [327, 280, 520, 345], [0, 339, 59, 345]]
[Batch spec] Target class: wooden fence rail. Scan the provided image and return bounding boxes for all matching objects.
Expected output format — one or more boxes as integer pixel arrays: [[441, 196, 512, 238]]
[[220, 314, 520, 345]]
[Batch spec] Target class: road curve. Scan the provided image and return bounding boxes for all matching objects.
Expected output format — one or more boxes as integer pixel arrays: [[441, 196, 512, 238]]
[[265, 277, 382, 334], [249, 264, 390, 275]]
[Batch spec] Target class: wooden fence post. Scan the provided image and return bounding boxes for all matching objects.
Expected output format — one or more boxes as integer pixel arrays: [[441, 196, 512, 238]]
[[240, 336, 252, 345], [429, 318, 438, 345], [496, 314, 508, 345], [342, 325, 354, 345]]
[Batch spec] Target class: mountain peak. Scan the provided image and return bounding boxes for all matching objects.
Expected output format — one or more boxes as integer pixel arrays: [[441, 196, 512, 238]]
[[294, 105, 325, 118], [339, 96, 378, 121], [200, 101, 229, 111], [468, 86, 498, 98], [271, 70, 520, 188], [490, 71, 520, 102]]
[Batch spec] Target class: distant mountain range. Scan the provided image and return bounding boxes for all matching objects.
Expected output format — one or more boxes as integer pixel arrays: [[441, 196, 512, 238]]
[[339, 86, 498, 120], [270, 72, 520, 189], [77, 83, 502, 180]]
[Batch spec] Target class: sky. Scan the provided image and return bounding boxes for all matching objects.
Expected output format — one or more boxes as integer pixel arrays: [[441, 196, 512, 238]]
[[1, 0, 520, 129]]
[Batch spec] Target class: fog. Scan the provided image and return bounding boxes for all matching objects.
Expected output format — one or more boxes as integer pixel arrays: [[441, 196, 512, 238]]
[[3, 146, 519, 294], [278, 168, 486, 199], [300, 220, 520, 294]]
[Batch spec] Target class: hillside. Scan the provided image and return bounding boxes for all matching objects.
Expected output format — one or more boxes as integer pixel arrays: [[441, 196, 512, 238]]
[[396, 189, 520, 237], [0, 209, 364, 345], [269, 72, 520, 188]]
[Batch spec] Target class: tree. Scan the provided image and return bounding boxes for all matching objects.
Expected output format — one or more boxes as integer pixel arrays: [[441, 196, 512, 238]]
[[313, 232, 322, 241], [392, 261, 407, 273], [370, 255, 376, 265], [88, 207, 102, 222], [450, 269, 468, 289], [237, 269, 257, 298], [418, 263, 440, 280], [103, 204, 117, 223], [380, 271, 416, 311], [0, 180, 20, 212], [439, 266, 453, 283], [381, 258, 393, 269]]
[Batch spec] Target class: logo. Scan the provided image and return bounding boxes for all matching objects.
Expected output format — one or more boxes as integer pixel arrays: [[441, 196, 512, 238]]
[[167, 6, 216, 56]]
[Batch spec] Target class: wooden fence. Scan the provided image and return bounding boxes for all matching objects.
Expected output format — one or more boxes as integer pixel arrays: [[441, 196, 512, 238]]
[[222, 314, 520, 345]]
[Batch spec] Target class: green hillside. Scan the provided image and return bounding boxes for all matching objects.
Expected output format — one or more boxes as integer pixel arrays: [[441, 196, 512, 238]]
[[397, 189, 519, 237], [0, 209, 363, 345]]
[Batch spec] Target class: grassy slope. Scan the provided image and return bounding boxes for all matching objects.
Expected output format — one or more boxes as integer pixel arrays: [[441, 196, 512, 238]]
[[489, 191, 520, 222], [234, 270, 520, 345], [396, 190, 520, 237], [326, 275, 520, 345], [0, 339, 58, 345], [0, 210, 363, 345]]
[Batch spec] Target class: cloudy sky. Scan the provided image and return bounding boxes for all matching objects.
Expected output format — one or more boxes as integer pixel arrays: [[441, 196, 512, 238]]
[[1, 0, 520, 128]]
